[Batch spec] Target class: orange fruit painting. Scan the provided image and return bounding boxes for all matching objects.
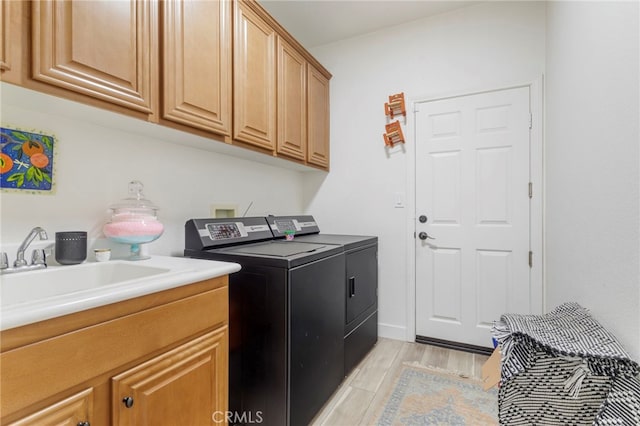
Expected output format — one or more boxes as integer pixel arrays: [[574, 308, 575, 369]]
[[1, 127, 55, 191]]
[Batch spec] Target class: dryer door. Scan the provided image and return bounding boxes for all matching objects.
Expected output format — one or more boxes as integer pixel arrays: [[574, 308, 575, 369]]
[[346, 245, 378, 332]]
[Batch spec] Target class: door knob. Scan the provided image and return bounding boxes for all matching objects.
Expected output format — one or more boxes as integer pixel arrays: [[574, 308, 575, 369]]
[[419, 215, 428, 223], [418, 232, 435, 240]]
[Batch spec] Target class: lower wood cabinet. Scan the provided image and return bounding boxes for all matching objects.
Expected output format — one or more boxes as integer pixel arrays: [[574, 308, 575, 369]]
[[8, 388, 93, 426], [112, 329, 228, 426], [1, 277, 229, 426]]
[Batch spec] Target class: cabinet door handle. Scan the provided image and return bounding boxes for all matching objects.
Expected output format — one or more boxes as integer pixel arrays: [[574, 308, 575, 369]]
[[349, 277, 356, 297], [123, 396, 134, 408], [77, 422, 90, 426]]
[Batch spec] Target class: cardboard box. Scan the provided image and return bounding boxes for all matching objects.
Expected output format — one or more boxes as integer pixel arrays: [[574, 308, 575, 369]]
[[481, 347, 501, 390]]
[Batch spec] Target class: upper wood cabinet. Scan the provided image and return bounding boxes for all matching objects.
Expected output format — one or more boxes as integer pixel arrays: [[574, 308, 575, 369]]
[[277, 37, 307, 161], [233, 1, 277, 152], [9, 0, 330, 170], [162, 0, 232, 136], [235, 0, 332, 169], [307, 65, 331, 169], [31, 0, 156, 114], [0, 0, 26, 85], [1, 1, 11, 74]]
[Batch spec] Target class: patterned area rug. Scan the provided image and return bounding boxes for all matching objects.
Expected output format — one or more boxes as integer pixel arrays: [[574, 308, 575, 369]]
[[374, 363, 498, 425]]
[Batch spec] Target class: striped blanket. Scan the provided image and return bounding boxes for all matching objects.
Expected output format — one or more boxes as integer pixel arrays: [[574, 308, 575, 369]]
[[492, 303, 640, 425]]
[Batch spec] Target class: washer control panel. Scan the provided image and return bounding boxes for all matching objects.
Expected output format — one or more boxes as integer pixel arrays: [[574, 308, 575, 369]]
[[267, 215, 319, 238]]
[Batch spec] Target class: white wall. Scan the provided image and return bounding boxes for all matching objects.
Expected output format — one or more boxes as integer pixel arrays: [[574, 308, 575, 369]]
[[5, 0, 636, 360], [0, 84, 307, 258], [304, 2, 546, 339], [545, 1, 640, 359]]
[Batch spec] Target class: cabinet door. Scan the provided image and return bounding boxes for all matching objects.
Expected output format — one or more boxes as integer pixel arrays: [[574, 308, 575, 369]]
[[233, 1, 276, 151], [0, 1, 11, 74], [8, 388, 93, 426], [276, 37, 306, 161], [112, 329, 228, 426], [32, 0, 155, 113], [0, 0, 25, 85], [163, 0, 231, 136], [307, 65, 330, 169], [346, 246, 378, 327]]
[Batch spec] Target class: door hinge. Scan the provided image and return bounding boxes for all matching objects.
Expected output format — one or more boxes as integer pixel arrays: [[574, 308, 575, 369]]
[[528, 182, 533, 199], [528, 251, 533, 268], [529, 112, 533, 129]]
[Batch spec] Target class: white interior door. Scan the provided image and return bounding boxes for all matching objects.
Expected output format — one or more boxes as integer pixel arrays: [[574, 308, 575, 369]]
[[415, 87, 532, 348]]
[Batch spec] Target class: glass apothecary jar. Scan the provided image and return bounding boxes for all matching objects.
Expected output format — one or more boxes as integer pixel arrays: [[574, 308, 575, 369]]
[[103, 181, 164, 260]]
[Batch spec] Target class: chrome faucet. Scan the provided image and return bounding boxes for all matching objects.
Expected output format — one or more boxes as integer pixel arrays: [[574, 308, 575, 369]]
[[1, 227, 49, 274]]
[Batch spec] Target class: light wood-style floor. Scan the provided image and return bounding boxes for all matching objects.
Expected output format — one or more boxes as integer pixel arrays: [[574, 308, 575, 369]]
[[311, 338, 490, 426]]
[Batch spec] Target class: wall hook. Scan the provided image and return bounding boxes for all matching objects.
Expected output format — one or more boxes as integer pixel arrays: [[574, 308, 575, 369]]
[[383, 120, 405, 147], [384, 92, 406, 119]]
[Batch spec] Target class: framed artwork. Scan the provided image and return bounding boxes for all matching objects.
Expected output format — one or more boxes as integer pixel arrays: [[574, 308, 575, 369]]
[[1, 126, 56, 193]]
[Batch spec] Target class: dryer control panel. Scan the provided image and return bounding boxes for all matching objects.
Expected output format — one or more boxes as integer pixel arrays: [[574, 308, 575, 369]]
[[185, 217, 273, 250]]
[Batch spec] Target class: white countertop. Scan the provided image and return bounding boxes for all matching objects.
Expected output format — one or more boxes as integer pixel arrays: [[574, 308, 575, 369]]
[[0, 256, 240, 331]]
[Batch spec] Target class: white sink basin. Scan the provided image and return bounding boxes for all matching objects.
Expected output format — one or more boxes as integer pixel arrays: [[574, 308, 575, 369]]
[[1, 262, 170, 307], [0, 256, 241, 331]]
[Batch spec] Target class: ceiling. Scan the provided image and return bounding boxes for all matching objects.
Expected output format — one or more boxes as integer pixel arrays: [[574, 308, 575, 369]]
[[259, 0, 480, 49]]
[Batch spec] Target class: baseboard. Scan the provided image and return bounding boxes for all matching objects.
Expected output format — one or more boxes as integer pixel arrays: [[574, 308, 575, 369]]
[[378, 322, 407, 341], [415, 335, 493, 356]]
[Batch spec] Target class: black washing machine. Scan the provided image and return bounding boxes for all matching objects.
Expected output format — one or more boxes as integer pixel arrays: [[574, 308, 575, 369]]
[[185, 217, 345, 426], [266, 215, 378, 375]]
